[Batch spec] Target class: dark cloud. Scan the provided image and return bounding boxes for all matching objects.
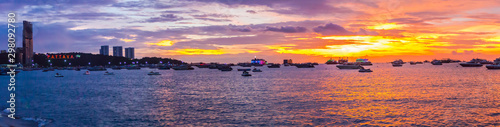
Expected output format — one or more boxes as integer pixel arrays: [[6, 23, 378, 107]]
[[313, 23, 377, 35], [313, 23, 352, 35], [265, 26, 307, 33], [246, 10, 257, 14], [143, 14, 184, 22]]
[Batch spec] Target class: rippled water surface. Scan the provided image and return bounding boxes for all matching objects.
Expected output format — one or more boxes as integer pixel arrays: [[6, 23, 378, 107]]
[[1, 63, 500, 126]]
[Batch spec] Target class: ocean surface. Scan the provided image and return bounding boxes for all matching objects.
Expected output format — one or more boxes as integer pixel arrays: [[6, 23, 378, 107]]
[[1, 63, 500, 126]]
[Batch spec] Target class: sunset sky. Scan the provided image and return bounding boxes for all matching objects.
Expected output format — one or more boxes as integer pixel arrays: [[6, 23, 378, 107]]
[[2, 0, 500, 63]]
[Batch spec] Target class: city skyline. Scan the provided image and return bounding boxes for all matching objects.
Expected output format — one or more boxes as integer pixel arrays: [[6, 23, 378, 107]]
[[1, 1, 500, 63]]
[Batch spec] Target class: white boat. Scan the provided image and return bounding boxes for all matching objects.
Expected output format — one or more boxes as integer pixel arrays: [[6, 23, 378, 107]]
[[84, 71, 90, 75], [252, 68, 262, 72], [241, 71, 252, 76], [104, 72, 114, 75], [336, 63, 362, 69], [148, 71, 161, 75], [55, 73, 64, 77], [359, 68, 372, 72]]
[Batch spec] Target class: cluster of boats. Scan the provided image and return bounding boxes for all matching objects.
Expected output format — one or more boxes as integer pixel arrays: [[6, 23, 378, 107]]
[[459, 58, 500, 69]]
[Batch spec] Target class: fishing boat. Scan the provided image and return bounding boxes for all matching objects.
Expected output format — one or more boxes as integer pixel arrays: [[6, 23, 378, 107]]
[[241, 71, 251, 76], [460, 58, 483, 67], [336, 63, 362, 69], [431, 60, 442, 65], [55, 73, 64, 77], [252, 68, 262, 72], [147, 71, 161, 75]]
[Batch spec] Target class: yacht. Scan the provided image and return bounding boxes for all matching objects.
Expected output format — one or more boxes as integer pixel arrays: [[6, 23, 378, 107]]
[[55, 73, 64, 77], [431, 60, 442, 65], [147, 71, 161, 75], [237, 68, 251, 71], [325, 58, 338, 64], [459, 58, 483, 67], [172, 65, 194, 70], [296, 63, 315, 68], [336, 63, 362, 69], [409, 61, 417, 65], [267, 64, 280, 68], [392, 59, 404, 67], [252, 68, 262, 72], [359, 68, 373, 72], [485, 58, 500, 69], [241, 71, 252, 76], [356, 58, 373, 66], [104, 71, 114, 75]]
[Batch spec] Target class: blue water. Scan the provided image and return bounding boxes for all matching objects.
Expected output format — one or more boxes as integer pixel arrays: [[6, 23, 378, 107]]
[[1, 63, 500, 126]]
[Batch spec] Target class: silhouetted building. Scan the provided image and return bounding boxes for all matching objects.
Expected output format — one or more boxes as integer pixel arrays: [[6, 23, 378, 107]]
[[113, 46, 122, 57], [23, 21, 33, 66], [100, 45, 109, 55], [125, 47, 134, 59]]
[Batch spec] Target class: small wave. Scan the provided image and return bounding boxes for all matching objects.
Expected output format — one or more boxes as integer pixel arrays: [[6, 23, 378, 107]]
[[2, 108, 53, 127]]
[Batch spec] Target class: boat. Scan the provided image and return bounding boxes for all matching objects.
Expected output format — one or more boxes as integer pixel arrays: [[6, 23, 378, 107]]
[[88, 66, 107, 71], [219, 67, 233, 71], [392, 59, 404, 67], [172, 65, 194, 70], [104, 71, 114, 75], [42, 68, 55, 72], [158, 66, 170, 70], [237, 68, 251, 71], [409, 61, 417, 65], [356, 58, 373, 66], [486, 64, 500, 69], [147, 71, 161, 75], [359, 68, 373, 72], [431, 60, 442, 65], [267, 64, 280, 68], [336, 63, 362, 69], [241, 71, 252, 76], [416, 61, 423, 64], [111, 66, 123, 70], [296, 63, 315, 68], [84, 71, 90, 75], [126, 66, 141, 70], [480, 60, 494, 64], [252, 68, 262, 72], [325, 58, 338, 64], [55, 73, 64, 77], [460, 58, 483, 67]]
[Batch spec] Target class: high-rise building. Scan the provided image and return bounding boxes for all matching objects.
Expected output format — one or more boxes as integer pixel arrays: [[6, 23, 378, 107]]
[[113, 46, 123, 57], [100, 45, 109, 55], [23, 21, 33, 66], [125, 47, 134, 59]]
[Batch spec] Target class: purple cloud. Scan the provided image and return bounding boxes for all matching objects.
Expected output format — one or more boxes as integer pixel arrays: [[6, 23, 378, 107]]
[[313, 23, 377, 35], [143, 14, 184, 22], [265, 26, 307, 33]]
